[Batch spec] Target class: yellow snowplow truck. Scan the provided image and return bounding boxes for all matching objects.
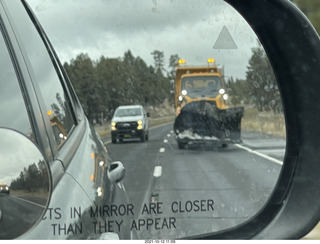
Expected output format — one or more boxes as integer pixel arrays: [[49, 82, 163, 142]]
[[174, 59, 244, 149]]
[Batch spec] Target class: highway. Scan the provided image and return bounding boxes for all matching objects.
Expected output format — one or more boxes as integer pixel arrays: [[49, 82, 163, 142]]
[[106, 123, 284, 239], [0, 194, 46, 239]]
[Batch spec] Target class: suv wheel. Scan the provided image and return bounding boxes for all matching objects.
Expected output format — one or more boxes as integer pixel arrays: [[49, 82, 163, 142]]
[[178, 141, 186, 149], [112, 137, 117, 143], [141, 131, 146, 142]]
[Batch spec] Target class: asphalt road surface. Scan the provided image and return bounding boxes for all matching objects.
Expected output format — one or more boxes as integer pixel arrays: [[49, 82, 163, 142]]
[[107, 123, 284, 239], [0, 194, 46, 239]]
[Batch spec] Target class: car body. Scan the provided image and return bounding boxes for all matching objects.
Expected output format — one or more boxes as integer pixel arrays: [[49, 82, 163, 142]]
[[111, 105, 149, 143], [0, 0, 128, 239]]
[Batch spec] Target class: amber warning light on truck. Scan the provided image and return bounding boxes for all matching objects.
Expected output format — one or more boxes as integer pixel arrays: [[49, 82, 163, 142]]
[[178, 59, 186, 65], [207, 58, 216, 64]]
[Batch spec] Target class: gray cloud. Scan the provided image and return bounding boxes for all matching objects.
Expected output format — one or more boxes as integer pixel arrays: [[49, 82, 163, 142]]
[[26, 0, 260, 79]]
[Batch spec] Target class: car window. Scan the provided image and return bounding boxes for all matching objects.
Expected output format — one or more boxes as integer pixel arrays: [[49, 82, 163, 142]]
[[115, 108, 142, 117], [4, 0, 76, 149], [0, 27, 33, 140]]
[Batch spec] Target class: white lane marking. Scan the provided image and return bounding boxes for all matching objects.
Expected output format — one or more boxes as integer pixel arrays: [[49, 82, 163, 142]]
[[159, 147, 165, 153], [153, 166, 162, 177], [11, 195, 46, 208], [164, 139, 168, 143], [235, 144, 283, 165]]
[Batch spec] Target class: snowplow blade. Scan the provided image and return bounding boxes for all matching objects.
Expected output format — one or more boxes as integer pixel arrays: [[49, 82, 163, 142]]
[[174, 101, 244, 148]]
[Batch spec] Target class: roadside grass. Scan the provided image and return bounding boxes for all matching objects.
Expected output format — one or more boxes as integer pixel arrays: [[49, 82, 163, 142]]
[[94, 106, 286, 140], [94, 124, 110, 140], [241, 107, 286, 138], [149, 115, 175, 127], [10, 189, 48, 199]]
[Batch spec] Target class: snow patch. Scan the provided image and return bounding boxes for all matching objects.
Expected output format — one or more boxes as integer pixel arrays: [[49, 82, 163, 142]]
[[177, 129, 219, 141]]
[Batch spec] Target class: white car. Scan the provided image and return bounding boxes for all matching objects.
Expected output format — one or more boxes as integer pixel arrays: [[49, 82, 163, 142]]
[[111, 105, 149, 143]]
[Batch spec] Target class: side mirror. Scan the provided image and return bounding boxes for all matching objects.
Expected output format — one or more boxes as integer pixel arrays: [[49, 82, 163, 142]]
[[0, 128, 50, 239], [107, 161, 125, 183]]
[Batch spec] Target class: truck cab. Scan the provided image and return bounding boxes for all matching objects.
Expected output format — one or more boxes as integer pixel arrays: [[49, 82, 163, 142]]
[[173, 59, 244, 149]]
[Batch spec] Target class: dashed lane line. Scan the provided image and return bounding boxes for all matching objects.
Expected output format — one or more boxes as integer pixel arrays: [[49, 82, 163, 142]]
[[11, 195, 46, 208], [153, 166, 162, 177]]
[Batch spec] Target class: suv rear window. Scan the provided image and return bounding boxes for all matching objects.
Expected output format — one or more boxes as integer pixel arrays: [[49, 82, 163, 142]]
[[115, 108, 142, 117]]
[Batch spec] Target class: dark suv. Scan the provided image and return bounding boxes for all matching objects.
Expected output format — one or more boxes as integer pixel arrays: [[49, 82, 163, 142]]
[[0, 0, 127, 239]]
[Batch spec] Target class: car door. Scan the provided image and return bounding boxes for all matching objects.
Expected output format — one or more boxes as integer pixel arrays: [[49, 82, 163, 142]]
[[0, 0, 128, 239]]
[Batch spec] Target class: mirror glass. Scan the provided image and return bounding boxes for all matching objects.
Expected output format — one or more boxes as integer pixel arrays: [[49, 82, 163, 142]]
[[27, 0, 285, 239], [0, 128, 50, 239]]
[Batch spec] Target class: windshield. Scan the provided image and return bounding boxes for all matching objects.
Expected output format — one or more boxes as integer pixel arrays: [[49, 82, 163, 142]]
[[115, 108, 142, 117], [181, 76, 222, 98]]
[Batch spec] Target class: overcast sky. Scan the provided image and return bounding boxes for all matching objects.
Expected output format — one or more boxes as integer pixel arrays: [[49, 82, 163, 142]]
[[26, 0, 261, 79], [0, 130, 44, 185]]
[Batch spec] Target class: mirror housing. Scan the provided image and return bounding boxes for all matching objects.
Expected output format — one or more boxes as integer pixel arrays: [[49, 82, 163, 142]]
[[0, 128, 51, 239], [191, 0, 320, 239], [107, 161, 126, 183]]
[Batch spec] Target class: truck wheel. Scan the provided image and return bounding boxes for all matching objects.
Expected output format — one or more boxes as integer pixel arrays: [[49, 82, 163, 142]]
[[221, 143, 228, 148], [178, 141, 186, 149]]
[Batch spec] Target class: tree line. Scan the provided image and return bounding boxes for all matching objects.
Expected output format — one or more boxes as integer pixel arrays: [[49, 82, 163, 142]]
[[63, 50, 179, 123], [10, 161, 49, 193], [226, 45, 282, 114], [63, 45, 282, 124]]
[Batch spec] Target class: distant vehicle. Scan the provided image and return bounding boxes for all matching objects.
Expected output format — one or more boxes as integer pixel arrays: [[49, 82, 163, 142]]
[[0, 183, 9, 194], [111, 105, 150, 143]]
